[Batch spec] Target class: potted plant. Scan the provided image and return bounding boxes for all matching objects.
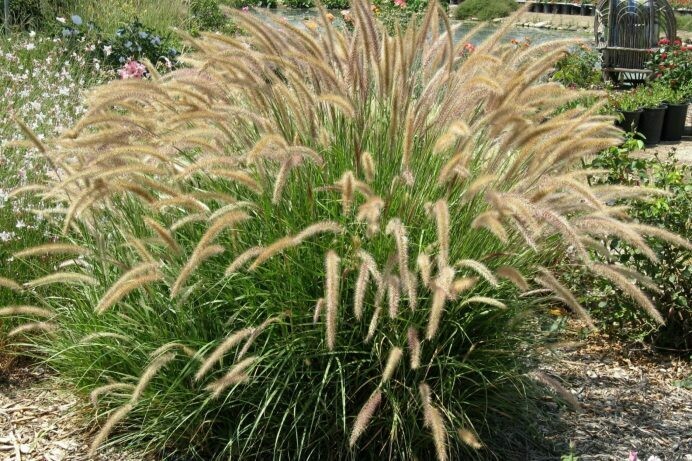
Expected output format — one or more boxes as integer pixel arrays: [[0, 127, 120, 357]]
[[585, 0, 595, 15], [611, 91, 643, 133], [545, 0, 554, 13], [661, 84, 690, 142], [645, 38, 691, 141], [636, 84, 668, 146]]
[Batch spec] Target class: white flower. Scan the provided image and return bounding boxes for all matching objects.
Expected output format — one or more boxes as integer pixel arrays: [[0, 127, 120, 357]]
[[15, 220, 26, 229], [103, 45, 112, 56], [646, 457, 662, 461], [0, 231, 15, 242], [56, 17, 66, 24], [25, 43, 35, 51], [29, 31, 36, 38]]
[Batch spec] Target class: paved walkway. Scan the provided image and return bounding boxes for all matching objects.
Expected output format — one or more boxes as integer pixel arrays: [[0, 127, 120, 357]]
[[514, 12, 692, 41]]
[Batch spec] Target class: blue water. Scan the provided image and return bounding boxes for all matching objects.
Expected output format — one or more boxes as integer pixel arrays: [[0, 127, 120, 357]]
[[254, 7, 589, 45]]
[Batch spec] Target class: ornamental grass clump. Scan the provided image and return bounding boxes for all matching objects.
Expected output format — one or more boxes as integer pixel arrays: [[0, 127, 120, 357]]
[[3, 1, 690, 459]]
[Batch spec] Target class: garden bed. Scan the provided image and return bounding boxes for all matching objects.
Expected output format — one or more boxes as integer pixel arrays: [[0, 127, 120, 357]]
[[2, 337, 690, 460]]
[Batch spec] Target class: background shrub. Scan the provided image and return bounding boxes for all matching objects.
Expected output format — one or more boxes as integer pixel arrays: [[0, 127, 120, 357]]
[[552, 45, 603, 89], [221, 0, 278, 8], [454, 0, 518, 21], [102, 20, 180, 69], [282, 0, 314, 8], [189, 0, 227, 31], [323, 0, 350, 10], [0, 0, 73, 31], [567, 139, 692, 352]]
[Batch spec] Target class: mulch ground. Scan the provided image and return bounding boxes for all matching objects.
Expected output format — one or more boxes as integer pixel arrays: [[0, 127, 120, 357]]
[[1, 338, 691, 461], [537, 338, 692, 461], [0, 363, 144, 461]]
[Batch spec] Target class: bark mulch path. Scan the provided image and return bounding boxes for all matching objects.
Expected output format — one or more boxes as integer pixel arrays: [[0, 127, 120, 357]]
[[1, 338, 691, 461], [537, 338, 692, 461], [0, 364, 145, 461]]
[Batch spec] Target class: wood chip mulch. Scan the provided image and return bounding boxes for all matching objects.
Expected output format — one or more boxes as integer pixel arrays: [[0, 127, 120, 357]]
[[536, 338, 692, 461], [0, 364, 145, 461]]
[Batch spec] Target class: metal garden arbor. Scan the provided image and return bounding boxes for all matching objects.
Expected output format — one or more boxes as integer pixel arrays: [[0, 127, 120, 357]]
[[595, 0, 677, 82]]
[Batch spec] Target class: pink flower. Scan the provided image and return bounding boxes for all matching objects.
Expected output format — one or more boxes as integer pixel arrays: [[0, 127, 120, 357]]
[[629, 451, 638, 461], [242, 6, 249, 11], [463, 42, 476, 53], [118, 60, 146, 79], [659, 38, 670, 45], [394, 0, 407, 7]]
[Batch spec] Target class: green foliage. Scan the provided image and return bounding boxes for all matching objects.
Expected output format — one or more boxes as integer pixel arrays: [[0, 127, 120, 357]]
[[323, 0, 350, 9], [607, 89, 641, 113], [551, 45, 603, 89], [67, 0, 189, 36], [455, 0, 518, 21], [676, 14, 692, 32], [222, 0, 278, 8], [0, 32, 106, 347], [190, 0, 227, 31], [646, 38, 691, 91], [104, 20, 180, 69], [0, 0, 74, 31], [570, 139, 692, 352], [282, 0, 314, 8]]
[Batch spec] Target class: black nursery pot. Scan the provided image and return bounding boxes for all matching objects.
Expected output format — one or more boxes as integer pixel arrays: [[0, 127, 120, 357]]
[[617, 109, 643, 133], [638, 105, 667, 146], [661, 103, 689, 142]]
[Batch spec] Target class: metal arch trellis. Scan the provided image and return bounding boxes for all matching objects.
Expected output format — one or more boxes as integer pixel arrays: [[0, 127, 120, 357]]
[[594, 0, 677, 83]]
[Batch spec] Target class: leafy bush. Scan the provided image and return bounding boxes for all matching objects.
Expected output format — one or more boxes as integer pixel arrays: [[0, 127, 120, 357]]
[[3, 2, 687, 460], [569, 139, 692, 352], [455, 0, 518, 21], [282, 0, 314, 8], [54, 16, 180, 72], [189, 0, 227, 31], [0, 0, 73, 30], [104, 20, 180, 69], [323, 0, 350, 9], [646, 38, 691, 91], [551, 45, 603, 89], [221, 0, 278, 8]]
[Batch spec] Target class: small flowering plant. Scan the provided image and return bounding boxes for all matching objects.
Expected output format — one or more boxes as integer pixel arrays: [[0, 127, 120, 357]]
[[646, 38, 691, 91], [105, 20, 180, 71], [118, 60, 147, 80]]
